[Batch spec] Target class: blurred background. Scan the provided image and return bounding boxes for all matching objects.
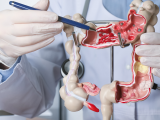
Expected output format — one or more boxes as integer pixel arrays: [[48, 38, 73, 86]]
[[0, 0, 83, 120]]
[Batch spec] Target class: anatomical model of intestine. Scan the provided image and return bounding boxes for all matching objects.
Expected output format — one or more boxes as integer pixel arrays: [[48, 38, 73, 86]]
[[77, 0, 158, 120], [99, 1, 159, 120], [59, 33, 100, 112], [60, 0, 159, 119]]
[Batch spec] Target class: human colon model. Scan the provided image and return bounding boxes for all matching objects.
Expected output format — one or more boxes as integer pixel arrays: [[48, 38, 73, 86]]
[[61, 0, 159, 119], [59, 38, 100, 112], [100, 45, 153, 120], [99, 1, 159, 120], [77, 0, 159, 120]]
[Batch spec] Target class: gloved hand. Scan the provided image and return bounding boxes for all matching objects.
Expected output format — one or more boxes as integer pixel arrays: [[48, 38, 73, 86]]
[[0, 0, 63, 59], [135, 32, 160, 78]]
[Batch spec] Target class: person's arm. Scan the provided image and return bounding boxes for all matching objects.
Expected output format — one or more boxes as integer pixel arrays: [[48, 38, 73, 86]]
[[0, 33, 66, 118], [0, 0, 66, 118]]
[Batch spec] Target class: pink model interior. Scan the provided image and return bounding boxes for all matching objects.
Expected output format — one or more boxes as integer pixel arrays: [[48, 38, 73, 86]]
[[82, 82, 100, 96], [81, 82, 100, 112], [115, 44, 153, 103], [81, 10, 146, 49]]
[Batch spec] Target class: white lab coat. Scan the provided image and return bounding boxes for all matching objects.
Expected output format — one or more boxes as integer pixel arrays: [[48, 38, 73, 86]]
[[0, 0, 160, 120]]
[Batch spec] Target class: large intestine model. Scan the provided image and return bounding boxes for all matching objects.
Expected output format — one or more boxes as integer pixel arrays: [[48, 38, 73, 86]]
[[79, 0, 159, 120], [60, 0, 159, 119]]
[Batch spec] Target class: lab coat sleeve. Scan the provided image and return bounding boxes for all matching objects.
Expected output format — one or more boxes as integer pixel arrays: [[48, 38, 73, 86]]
[[0, 0, 66, 118], [0, 32, 66, 118], [0, 56, 21, 82]]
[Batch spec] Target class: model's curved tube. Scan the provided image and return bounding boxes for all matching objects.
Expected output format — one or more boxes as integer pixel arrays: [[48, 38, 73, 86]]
[[98, 1, 159, 120], [59, 39, 100, 112], [100, 44, 154, 120]]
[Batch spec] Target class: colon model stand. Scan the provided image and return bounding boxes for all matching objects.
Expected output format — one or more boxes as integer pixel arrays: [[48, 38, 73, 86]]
[[82, 0, 119, 118], [89, 20, 120, 120]]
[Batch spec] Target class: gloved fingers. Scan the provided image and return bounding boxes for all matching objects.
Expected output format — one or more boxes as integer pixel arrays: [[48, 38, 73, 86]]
[[0, 37, 55, 58], [16, 37, 55, 56], [8, 10, 58, 24], [135, 45, 160, 57], [140, 32, 160, 45], [140, 57, 160, 69], [152, 68, 160, 78], [9, 22, 63, 36], [33, 0, 50, 11], [5, 33, 58, 47]]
